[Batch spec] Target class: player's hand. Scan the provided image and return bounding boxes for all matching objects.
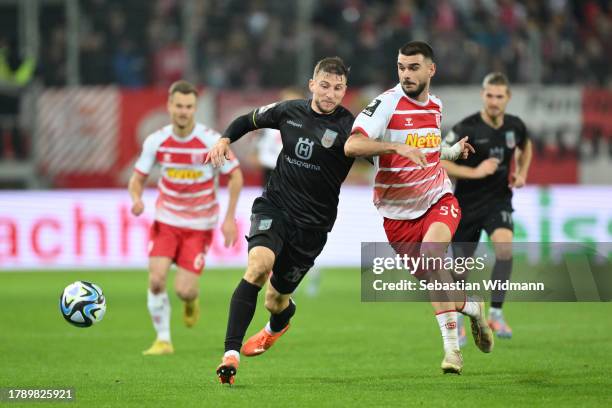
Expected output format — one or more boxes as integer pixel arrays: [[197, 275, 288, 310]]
[[509, 172, 526, 188], [458, 136, 475, 159], [205, 138, 231, 168], [395, 144, 427, 167], [221, 217, 238, 248], [131, 200, 144, 216], [475, 158, 499, 178]]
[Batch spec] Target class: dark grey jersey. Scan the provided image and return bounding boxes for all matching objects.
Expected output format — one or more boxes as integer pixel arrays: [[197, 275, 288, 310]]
[[446, 112, 529, 211], [250, 99, 355, 231]]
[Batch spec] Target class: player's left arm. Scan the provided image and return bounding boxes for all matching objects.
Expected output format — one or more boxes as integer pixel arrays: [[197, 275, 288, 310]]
[[510, 138, 532, 188], [220, 154, 243, 248]]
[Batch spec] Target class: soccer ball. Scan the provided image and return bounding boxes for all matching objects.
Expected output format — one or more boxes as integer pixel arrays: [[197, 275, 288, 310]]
[[59, 281, 106, 327]]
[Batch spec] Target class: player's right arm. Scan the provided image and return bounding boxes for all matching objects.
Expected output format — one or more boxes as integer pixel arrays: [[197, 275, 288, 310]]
[[345, 131, 427, 167], [207, 101, 286, 167], [128, 172, 147, 216], [441, 158, 499, 179], [345, 95, 427, 166], [129, 133, 158, 216]]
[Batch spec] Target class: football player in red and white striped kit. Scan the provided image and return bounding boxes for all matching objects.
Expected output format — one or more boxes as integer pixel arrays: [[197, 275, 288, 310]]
[[128, 80, 243, 355], [345, 41, 492, 374]]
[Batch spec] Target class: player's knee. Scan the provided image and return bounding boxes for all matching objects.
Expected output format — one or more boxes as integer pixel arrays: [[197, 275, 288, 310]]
[[149, 275, 166, 294], [175, 285, 197, 301], [244, 254, 273, 283]]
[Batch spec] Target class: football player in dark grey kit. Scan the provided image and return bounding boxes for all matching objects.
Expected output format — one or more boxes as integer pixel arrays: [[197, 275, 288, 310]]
[[207, 57, 355, 385], [442, 72, 532, 343]]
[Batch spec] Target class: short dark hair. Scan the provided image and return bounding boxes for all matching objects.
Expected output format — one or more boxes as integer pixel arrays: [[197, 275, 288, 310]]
[[313, 57, 350, 79], [168, 80, 198, 97], [398, 41, 435, 61], [482, 72, 510, 88]]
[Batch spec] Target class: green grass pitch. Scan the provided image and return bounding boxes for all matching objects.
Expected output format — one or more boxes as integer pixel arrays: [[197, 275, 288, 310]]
[[1, 268, 611, 407]]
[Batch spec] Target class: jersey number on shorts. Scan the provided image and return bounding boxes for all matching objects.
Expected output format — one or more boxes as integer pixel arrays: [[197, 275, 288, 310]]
[[440, 204, 459, 218]]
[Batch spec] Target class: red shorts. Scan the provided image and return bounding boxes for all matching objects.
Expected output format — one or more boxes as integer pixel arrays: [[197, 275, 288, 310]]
[[148, 221, 214, 274], [383, 193, 461, 243], [383, 194, 461, 277]]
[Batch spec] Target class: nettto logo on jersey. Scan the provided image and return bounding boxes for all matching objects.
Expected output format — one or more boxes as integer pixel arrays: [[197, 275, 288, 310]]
[[405, 133, 441, 148], [166, 168, 203, 180]]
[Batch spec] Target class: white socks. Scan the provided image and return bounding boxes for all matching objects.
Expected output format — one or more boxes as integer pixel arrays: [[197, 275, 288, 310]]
[[436, 311, 459, 353], [460, 297, 481, 319], [224, 350, 240, 361], [147, 290, 171, 342]]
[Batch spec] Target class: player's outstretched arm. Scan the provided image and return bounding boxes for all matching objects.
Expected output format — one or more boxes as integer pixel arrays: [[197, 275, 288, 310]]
[[441, 136, 474, 160], [345, 131, 427, 167], [441, 157, 499, 180], [128, 172, 147, 216], [207, 138, 232, 167], [222, 167, 243, 247], [206, 113, 259, 167]]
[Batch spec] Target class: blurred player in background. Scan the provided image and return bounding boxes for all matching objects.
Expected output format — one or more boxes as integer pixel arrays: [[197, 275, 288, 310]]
[[128, 80, 243, 355], [345, 41, 490, 375], [442, 72, 532, 344], [207, 57, 355, 385]]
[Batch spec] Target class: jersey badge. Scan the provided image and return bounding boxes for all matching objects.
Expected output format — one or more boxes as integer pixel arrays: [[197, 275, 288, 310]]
[[191, 152, 205, 164], [362, 99, 381, 117], [505, 130, 516, 148], [257, 102, 278, 115], [259, 219, 272, 231], [321, 129, 338, 148]]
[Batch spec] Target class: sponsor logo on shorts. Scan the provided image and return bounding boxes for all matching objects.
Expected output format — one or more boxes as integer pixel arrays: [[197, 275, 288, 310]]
[[259, 219, 272, 230]]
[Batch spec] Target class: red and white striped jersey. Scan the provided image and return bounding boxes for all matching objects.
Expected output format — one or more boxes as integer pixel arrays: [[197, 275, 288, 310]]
[[134, 123, 239, 230], [352, 83, 452, 220]]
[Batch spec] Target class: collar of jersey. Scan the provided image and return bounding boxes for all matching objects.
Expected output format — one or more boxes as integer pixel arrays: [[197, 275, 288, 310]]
[[308, 99, 338, 117], [167, 123, 198, 143], [395, 83, 430, 106]]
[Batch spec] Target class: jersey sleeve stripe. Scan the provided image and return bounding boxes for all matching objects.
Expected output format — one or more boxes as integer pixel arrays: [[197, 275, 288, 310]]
[[351, 126, 370, 138]]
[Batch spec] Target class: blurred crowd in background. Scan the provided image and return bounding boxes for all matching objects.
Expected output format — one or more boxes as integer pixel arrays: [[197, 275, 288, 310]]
[[0, 0, 610, 186], [31, 0, 612, 89]]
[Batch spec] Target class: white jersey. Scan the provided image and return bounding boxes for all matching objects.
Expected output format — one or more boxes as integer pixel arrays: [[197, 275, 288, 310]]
[[352, 83, 452, 220], [134, 123, 239, 230], [257, 128, 282, 170]]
